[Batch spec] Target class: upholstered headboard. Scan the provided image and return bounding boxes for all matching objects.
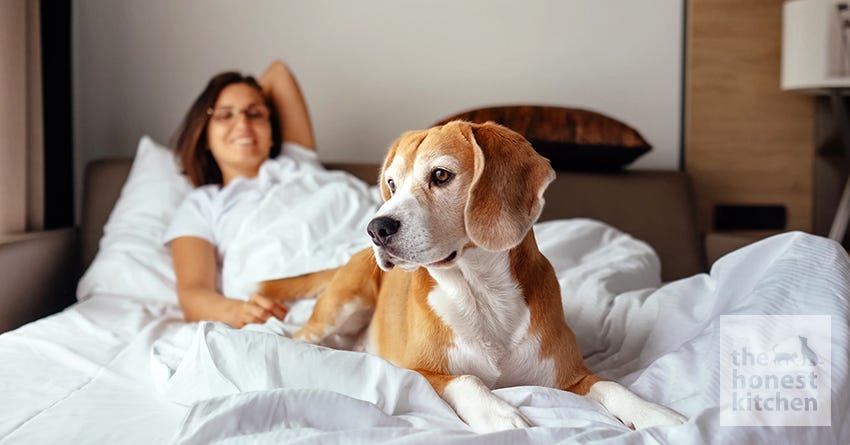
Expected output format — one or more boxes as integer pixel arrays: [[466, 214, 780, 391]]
[[81, 159, 703, 282]]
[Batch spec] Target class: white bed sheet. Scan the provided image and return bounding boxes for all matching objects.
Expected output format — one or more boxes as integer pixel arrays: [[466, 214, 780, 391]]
[[0, 294, 188, 443], [1, 219, 848, 445]]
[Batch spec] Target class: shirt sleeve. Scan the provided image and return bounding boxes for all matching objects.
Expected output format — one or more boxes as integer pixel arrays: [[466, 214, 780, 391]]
[[280, 141, 320, 166], [163, 188, 216, 246]]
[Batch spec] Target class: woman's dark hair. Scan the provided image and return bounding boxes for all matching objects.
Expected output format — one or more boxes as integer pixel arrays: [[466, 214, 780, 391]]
[[172, 72, 282, 187]]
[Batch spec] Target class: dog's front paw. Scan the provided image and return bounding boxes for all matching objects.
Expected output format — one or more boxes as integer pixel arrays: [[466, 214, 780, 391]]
[[442, 375, 531, 433], [461, 398, 531, 433], [625, 402, 687, 430], [292, 325, 325, 344], [587, 381, 687, 430]]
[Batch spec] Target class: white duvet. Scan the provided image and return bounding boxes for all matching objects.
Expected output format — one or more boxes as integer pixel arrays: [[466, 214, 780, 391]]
[[146, 221, 848, 444]]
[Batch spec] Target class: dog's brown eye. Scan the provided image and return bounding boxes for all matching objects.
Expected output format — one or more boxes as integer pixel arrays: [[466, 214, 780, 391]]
[[387, 178, 396, 194], [431, 169, 453, 186]]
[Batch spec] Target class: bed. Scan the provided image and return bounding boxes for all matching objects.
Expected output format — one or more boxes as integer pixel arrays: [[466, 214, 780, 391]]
[[1, 107, 849, 444]]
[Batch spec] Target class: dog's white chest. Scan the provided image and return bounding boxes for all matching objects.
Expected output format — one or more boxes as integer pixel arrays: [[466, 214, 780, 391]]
[[427, 252, 556, 389], [440, 306, 556, 389]]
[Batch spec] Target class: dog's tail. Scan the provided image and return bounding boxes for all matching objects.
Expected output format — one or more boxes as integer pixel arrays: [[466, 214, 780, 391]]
[[257, 268, 341, 302]]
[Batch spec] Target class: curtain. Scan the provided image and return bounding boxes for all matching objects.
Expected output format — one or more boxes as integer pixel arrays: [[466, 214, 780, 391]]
[[0, 0, 43, 235]]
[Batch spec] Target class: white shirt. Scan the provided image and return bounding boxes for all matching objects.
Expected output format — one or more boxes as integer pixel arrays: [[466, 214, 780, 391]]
[[164, 142, 380, 300]]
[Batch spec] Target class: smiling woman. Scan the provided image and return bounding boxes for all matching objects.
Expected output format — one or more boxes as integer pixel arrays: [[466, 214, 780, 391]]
[[166, 60, 322, 328]]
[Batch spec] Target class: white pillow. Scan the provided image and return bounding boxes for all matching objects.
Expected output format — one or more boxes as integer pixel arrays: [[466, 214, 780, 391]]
[[77, 136, 191, 303]]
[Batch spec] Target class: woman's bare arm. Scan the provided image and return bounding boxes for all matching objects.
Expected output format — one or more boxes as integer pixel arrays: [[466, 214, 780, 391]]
[[171, 236, 287, 327], [258, 60, 316, 150]]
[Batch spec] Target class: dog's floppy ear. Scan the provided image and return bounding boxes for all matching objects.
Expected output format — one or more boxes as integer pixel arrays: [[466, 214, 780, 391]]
[[464, 121, 556, 251]]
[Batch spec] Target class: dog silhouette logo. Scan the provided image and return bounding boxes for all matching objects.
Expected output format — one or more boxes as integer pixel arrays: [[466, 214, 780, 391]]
[[772, 335, 820, 367], [798, 336, 820, 366]]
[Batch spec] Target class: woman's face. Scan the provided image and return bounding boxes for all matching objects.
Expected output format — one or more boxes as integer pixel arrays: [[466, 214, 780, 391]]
[[206, 83, 273, 184]]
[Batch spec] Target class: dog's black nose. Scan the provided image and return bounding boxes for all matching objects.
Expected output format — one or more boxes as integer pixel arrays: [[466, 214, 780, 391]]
[[367, 216, 400, 247]]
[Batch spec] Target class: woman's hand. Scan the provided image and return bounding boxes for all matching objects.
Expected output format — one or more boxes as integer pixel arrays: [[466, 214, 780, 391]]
[[173, 236, 292, 328], [229, 293, 289, 328]]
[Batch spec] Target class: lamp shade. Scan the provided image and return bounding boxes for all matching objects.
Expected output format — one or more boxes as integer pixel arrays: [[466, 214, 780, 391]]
[[782, 0, 850, 92]]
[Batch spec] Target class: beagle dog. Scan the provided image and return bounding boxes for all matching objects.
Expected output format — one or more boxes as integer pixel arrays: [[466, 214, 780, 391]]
[[260, 121, 687, 433]]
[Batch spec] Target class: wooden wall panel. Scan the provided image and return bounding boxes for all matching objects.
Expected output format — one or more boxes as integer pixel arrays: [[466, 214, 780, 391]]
[[686, 0, 815, 235]]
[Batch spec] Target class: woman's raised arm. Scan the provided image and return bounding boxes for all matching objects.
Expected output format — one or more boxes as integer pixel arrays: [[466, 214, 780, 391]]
[[258, 60, 316, 151]]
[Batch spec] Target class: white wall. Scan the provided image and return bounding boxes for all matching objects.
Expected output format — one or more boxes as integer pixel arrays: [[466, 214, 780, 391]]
[[73, 0, 683, 216]]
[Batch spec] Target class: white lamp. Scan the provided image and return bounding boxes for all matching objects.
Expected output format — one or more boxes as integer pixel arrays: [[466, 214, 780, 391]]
[[782, 0, 850, 243]]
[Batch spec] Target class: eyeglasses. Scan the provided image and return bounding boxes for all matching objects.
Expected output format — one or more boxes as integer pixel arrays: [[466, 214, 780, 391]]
[[207, 104, 270, 125]]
